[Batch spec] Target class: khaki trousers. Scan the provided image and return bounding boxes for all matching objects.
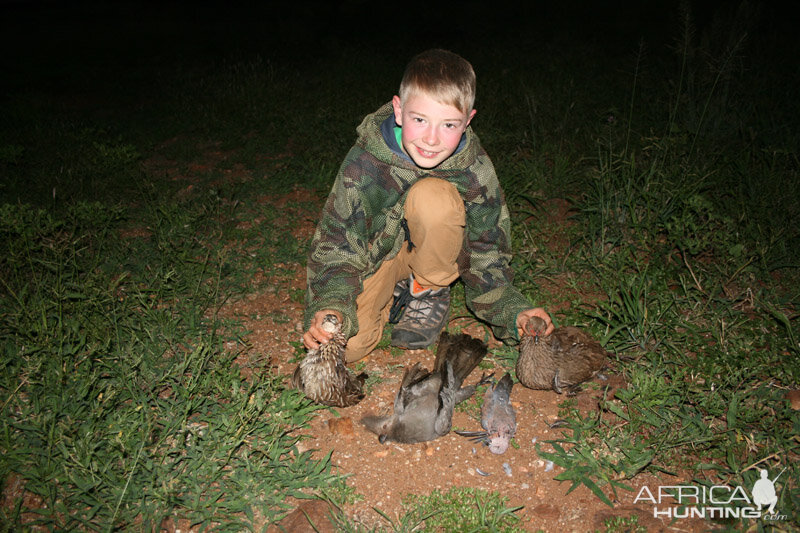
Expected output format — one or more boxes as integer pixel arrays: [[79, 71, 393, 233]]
[[345, 177, 466, 362]]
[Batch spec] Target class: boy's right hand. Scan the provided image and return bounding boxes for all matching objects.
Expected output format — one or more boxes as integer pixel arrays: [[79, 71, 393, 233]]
[[303, 309, 344, 350]]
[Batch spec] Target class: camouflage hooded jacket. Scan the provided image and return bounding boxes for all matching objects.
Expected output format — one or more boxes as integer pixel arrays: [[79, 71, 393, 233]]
[[304, 102, 533, 342]]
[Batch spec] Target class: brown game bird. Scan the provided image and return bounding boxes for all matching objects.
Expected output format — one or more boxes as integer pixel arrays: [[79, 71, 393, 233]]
[[516, 316, 607, 394], [292, 314, 367, 407], [361, 332, 489, 444]]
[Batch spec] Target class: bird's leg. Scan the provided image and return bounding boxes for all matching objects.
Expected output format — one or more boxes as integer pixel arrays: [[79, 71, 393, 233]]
[[477, 372, 495, 387], [453, 371, 494, 403], [453, 386, 477, 404], [552, 369, 563, 394]]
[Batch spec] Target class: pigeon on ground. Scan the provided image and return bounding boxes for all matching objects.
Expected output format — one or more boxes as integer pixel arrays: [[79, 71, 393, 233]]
[[455, 372, 516, 454], [292, 314, 367, 407], [516, 316, 607, 394], [361, 332, 489, 444]]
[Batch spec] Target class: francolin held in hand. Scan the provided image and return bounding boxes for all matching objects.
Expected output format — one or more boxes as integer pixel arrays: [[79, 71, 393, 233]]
[[292, 314, 366, 407], [361, 332, 489, 444], [455, 372, 516, 454], [516, 316, 607, 394]]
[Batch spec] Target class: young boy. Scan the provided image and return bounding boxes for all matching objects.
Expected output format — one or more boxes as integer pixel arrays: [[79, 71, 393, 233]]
[[303, 49, 553, 362]]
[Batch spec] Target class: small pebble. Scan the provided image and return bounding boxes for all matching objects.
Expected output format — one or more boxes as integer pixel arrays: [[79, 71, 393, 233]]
[[544, 460, 554, 472], [502, 463, 512, 476], [531, 437, 537, 445], [476, 468, 491, 476]]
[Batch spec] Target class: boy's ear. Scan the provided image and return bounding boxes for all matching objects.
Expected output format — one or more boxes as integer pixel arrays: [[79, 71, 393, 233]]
[[466, 108, 477, 126], [392, 95, 403, 126]]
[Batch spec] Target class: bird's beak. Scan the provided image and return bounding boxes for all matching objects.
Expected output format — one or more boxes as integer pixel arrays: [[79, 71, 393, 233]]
[[534, 333, 540, 346], [378, 434, 388, 444]]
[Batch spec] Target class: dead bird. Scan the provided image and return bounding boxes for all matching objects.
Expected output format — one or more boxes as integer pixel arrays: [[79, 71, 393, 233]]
[[516, 316, 607, 394], [455, 372, 516, 455], [361, 332, 489, 444], [292, 314, 367, 407]]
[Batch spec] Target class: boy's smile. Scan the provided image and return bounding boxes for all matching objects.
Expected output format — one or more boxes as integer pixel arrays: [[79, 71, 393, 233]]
[[392, 92, 476, 169]]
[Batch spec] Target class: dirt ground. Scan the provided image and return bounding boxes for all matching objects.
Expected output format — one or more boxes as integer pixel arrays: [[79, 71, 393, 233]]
[[236, 297, 708, 532], [138, 142, 712, 530], [220, 190, 712, 532]]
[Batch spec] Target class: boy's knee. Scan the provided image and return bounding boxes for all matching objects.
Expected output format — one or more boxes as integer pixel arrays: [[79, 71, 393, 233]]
[[344, 326, 383, 362], [405, 178, 466, 226]]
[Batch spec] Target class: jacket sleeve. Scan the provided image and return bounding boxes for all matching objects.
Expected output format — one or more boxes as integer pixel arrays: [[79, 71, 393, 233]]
[[304, 151, 372, 338], [458, 162, 532, 342]]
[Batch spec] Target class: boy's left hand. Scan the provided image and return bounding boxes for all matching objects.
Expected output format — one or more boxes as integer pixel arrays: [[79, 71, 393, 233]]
[[516, 308, 554, 338]]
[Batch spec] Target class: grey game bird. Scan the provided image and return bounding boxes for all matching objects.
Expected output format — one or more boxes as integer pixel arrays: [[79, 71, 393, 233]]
[[517, 316, 607, 394], [455, 372, 516, 454], [292, 314, 367, 407], [361, 332, 488, 444]]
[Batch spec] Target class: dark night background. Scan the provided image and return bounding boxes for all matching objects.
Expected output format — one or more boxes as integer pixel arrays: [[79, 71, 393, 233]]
[[1, 0, 794, 98]]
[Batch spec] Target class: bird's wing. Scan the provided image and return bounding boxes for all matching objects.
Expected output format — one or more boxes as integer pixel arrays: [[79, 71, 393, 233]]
[[552, 327, 604, 353], [395, 363, 433, 414], [447, 334, 488, 385], [432, 360, 457, 436], [432, 331, 456, 373]]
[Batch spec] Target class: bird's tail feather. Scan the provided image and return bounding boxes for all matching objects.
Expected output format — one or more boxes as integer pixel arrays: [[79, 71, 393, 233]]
[[493, 372, 514, 401], [454, 429, 490, 445], [435, 332, 487, 386], [400, 362, 429, 389]]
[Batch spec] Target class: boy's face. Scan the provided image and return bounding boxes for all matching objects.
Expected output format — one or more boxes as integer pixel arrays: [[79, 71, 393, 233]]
[[392, 91, 476, 169]]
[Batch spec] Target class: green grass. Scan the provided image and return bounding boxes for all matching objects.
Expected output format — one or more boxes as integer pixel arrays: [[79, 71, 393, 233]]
[[1, 2, 798, 531], [504, 8, 800, 528], [0, 198, 343, 530], [331, 487, 522, 532]]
